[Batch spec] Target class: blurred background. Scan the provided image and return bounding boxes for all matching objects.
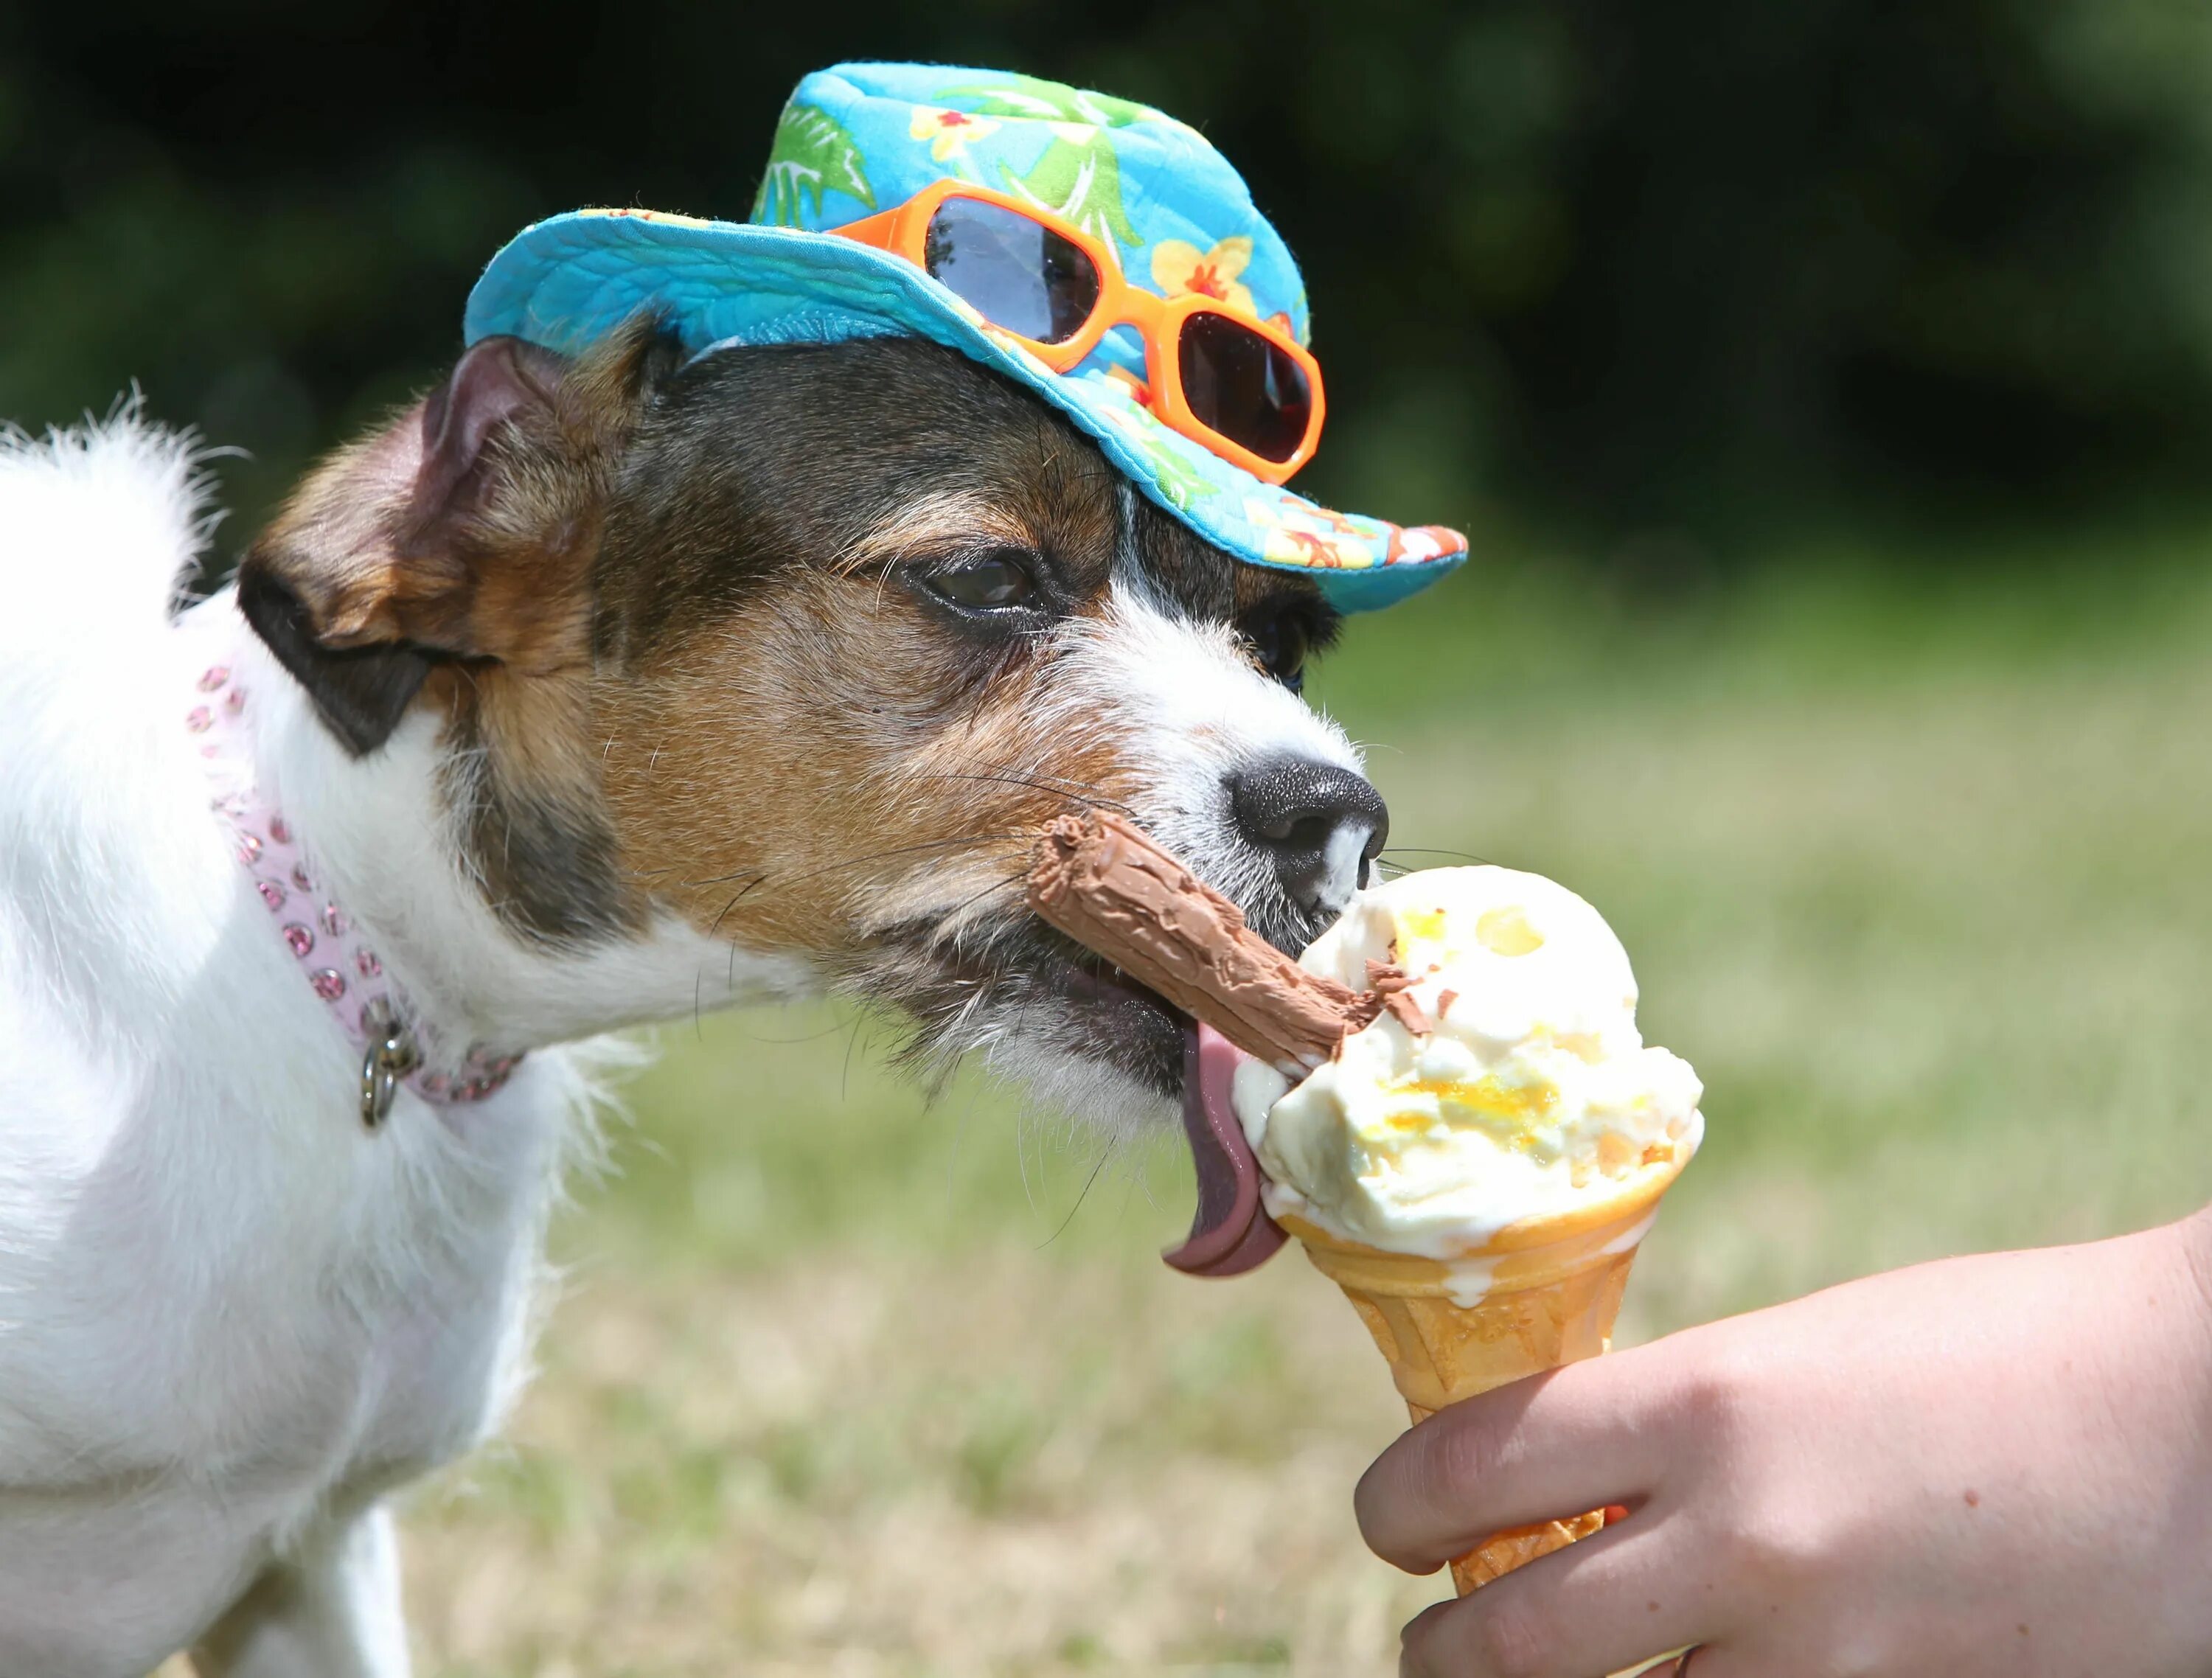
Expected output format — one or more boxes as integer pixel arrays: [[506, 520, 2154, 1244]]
[[12, 3, 2208, 1674]]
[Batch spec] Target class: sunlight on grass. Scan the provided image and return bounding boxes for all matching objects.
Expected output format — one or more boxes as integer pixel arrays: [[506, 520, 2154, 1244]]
[[393, 548, 2212, 1677]]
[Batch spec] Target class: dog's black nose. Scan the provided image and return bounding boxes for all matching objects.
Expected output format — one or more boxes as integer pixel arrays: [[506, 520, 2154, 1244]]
[[1228, 757, 1389, 919]]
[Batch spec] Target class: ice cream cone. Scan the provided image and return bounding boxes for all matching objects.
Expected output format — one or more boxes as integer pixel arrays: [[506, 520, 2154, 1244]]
[[1278, 1144, 1686, 1595], [1023, 812, 1698, 1651]]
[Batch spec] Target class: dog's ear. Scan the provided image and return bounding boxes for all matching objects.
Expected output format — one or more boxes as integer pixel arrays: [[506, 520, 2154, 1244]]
[[239, 316, 680, 755]]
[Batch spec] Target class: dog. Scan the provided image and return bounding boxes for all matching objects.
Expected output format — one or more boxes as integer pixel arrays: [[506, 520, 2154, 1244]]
[[0, 318, 1391, 1675]]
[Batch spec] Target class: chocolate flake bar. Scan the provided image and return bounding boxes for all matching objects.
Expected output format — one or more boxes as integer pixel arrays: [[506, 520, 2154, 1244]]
[[1026, 810, 1408, 1070]]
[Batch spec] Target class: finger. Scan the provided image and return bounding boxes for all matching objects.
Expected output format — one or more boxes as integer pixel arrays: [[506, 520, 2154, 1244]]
[[1398, 1516, 1711, 1678], [1357, 1350, 1675, 1573]]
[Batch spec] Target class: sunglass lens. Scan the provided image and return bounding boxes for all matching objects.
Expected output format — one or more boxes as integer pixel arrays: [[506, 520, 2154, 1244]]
[[924, 198, 1102, 345], [1176, 313, 1313, 464]]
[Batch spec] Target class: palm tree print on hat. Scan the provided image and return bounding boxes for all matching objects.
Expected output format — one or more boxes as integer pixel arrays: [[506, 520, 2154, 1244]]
[[753, 103, 875, 226], [938, 74, 1163, 254]]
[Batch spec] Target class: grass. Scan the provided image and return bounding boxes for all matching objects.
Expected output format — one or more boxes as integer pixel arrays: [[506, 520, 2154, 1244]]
[[196, 535, 2212, 1675]]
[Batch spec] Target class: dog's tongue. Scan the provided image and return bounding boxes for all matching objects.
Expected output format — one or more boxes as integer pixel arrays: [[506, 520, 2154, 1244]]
[[1164, 1022, 1288, 1275]]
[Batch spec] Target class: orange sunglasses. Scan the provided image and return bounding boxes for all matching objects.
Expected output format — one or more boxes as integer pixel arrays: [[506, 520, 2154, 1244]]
[[834, 179, 1325, 483]]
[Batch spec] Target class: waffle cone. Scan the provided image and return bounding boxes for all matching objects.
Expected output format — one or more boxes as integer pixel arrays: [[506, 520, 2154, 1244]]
[[1279, 1146, 1686, 1595]]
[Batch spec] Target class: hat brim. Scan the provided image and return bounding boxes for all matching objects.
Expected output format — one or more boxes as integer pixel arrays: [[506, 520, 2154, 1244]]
[[464, 209, 1466, 613]]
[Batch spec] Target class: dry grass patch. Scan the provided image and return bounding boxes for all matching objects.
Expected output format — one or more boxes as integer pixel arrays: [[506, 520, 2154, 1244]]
[[402, 1250, 1445, 1677]]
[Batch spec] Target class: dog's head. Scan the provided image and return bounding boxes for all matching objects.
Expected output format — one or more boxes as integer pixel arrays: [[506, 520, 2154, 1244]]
[[239, 318, 1387, 1127]]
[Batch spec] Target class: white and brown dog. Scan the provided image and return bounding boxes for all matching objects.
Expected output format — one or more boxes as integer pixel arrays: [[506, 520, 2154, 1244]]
[[0, 321, 1388, 1674]]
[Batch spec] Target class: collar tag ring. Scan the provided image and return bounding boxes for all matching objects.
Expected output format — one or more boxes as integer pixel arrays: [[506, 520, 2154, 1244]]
[[360, 1000, 422, 1130]]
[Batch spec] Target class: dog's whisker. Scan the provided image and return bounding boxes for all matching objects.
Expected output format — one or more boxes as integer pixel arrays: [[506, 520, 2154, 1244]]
[[707, 876, 771, 939], [684, 867, 768, 889], [840, 1011, 866, 1101], [815, 831, 1031, 871], [1037, 1135, 1117, 1250], [925, 759, 1112, 791], [911, 768, 1137, 818], [681, 832, 1027, 901], [920, 871, 1029, 933], [959, 762, 1125, 801]]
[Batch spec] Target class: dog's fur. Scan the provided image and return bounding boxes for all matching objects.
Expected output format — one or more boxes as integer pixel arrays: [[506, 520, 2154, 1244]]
[[0, 323, 1376, 1675]]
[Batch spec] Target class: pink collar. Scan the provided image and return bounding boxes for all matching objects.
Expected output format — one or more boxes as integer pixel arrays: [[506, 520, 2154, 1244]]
[[187, 652, 521, 1127]]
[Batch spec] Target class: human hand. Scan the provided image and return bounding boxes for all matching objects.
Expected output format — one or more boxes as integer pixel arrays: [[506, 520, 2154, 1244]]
[[1356, 1208, 2212, 1677]]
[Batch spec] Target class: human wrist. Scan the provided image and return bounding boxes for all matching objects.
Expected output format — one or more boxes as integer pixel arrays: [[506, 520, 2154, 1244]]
[[2137, 1208, 2212, 1393], [2177, 1202, 2212, 1319], [2157, 1205, 2212, 1659], [2144, 1207, 2212, 1531], [2160, 1204, 2212, 1387]]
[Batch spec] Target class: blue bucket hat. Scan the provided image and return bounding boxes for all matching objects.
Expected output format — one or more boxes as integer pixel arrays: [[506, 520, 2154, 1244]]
[[465, 63, 1466, 613]]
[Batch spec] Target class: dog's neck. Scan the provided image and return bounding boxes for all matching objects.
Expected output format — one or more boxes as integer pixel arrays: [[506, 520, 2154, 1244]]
[[184, 588, 813, 1064]]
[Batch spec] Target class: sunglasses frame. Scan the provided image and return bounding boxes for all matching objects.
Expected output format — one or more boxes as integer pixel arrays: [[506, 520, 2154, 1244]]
[[833, 178, 1325, 484]]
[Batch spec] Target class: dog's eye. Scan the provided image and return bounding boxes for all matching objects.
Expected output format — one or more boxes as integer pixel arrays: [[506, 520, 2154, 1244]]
[[1245, 612, 1310, 692], [925, 549, 1039, 612]]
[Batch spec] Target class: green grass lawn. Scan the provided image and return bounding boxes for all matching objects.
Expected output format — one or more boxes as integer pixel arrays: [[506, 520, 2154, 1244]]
[[383, 538, 2212, 1676]]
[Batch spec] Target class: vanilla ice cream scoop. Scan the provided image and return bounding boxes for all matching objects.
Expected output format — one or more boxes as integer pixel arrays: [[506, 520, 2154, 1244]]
[[1233, 866, 1703, 1258]]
